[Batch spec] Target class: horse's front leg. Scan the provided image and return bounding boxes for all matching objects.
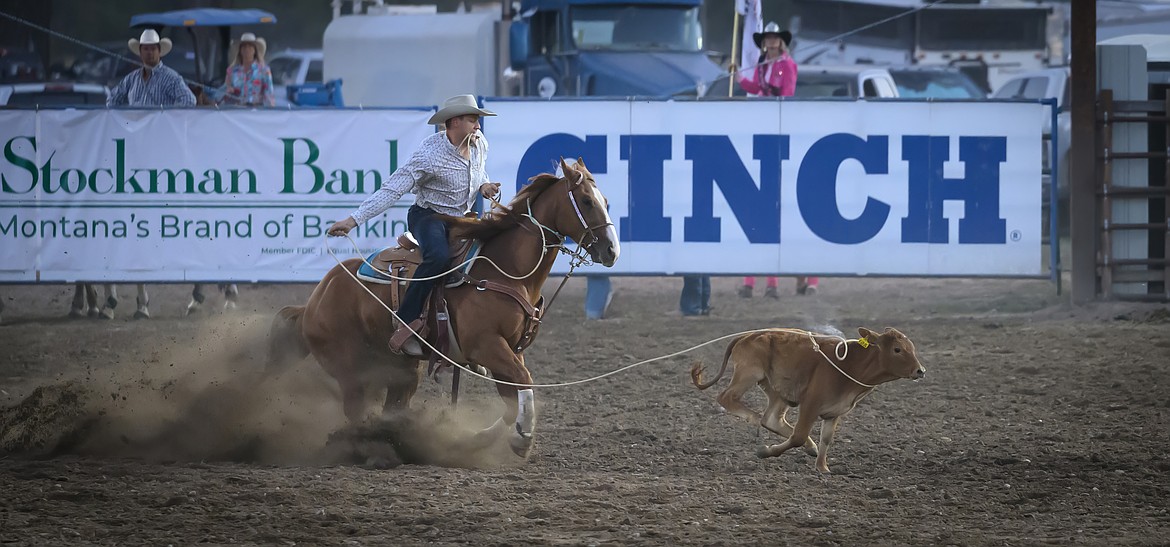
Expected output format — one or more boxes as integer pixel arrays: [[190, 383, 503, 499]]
[[472, 346, 536, 459], [98, 284, 118, 320]]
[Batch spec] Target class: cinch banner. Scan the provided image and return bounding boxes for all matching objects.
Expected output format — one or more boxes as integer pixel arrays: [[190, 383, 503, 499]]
[[483, 99, 1042, 277], [0, 108, 432, 282], [1, 100, 1041, 282]]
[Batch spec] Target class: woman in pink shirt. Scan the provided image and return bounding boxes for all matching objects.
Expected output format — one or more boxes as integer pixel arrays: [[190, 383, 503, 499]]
[[736, 23, 819, 298], [738, 23, 797, 98]]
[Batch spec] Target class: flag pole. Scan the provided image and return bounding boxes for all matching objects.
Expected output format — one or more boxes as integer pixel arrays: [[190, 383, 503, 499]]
[[729, 8, 742, 97]]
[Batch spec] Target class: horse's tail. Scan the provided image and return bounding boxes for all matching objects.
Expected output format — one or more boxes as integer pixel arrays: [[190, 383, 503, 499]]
[[265, 305, 309, 374], [690, 333, 748, 390]]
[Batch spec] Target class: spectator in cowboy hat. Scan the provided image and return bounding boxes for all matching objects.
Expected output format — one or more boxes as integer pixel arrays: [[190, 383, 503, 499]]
[[740, 22, 796, 100], [736, 22, 819, 298], [222, 32, 274, 107], [107, 29, 196, 107], [327, 94, 503, 356]]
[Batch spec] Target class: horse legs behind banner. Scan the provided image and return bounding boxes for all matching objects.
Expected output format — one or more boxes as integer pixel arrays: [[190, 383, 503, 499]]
[[70, 284, 150, 319], [186, 284, 240, 315]]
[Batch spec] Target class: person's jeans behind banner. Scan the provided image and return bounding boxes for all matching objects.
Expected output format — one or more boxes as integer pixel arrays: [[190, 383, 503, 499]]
[[680, 275, 711, 316]]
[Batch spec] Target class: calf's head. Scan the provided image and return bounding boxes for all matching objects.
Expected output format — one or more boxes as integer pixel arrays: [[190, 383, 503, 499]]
[[858, 327, 926, 380]]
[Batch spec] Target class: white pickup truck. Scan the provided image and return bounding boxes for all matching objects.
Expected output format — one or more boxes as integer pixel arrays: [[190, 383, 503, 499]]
[[992, 67, 1070, 236], [794, 65, 900, 99]]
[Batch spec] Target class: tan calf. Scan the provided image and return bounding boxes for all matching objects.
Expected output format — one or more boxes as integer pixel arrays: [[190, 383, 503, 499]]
[[691, 327, 925, 473]]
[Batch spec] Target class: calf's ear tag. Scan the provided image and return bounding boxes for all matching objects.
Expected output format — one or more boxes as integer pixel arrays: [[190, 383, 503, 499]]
[[857, 337, 870, 349]]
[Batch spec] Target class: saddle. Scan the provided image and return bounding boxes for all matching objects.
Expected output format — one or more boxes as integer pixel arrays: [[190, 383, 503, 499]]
[[356, 232, 478, 310]]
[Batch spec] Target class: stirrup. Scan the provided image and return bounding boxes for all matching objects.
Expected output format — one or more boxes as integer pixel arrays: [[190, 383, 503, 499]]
[[389, 318, 425, 355]]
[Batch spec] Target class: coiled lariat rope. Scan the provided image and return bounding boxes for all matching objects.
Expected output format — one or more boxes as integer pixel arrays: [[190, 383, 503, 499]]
[[324, 231, 873, 391]]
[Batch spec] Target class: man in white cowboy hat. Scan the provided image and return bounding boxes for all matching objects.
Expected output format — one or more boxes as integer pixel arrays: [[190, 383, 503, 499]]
[[108, 29, 196, 107], [328, 94, 502, 356]]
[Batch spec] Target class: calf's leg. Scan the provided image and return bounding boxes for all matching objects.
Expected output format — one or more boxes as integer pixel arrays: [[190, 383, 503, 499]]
[[757, 405, 819, 462], [814, 416, 843, 473], [715, 364, 766, 426], [760, 390, 818, 457]]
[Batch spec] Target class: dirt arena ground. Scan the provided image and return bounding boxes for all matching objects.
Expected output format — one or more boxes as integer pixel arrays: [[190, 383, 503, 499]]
[[2, 276, 1169, 545]]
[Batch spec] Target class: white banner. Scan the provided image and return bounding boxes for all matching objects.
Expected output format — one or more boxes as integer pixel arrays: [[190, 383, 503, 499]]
[[1, 108, 433, 282], [482, 98, 1042, 276], [2, 100, 1042, 281]]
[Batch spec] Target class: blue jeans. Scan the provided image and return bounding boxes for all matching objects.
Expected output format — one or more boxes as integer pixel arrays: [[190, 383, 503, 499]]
[[680, 275, 711, 316], [398, 205, 449, 324]]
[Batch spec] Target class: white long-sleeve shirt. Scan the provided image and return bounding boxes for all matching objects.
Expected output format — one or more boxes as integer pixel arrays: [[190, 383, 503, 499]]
[[350, 130, 490, 224]]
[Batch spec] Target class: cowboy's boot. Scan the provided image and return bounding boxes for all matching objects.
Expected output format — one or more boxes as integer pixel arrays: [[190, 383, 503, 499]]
[[389, 318, 426, 356]]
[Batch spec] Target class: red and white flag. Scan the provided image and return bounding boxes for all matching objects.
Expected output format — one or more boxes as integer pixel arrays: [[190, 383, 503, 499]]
[[736, 0, 762, 73]]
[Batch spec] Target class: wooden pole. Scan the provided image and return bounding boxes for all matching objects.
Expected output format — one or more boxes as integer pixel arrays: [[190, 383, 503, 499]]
[[729, 10, 741, 97]]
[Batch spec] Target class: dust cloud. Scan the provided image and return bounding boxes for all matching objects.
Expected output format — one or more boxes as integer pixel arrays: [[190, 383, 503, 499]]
[[0, 314, 517, 468]]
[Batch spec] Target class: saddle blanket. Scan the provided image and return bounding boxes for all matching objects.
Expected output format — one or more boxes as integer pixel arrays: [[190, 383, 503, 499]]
[[355, 241, 482, 288]]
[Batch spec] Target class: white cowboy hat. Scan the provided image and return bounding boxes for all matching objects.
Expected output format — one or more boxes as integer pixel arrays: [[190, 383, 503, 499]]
[[229, 32, 268, 63], [752, 22, 792, 49], [428, 94, 497, 125], [128, 29, 172, 57]]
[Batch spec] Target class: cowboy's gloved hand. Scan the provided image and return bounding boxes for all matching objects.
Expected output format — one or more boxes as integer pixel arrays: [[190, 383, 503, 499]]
[[480, 182, 501, 200], [327, 217, 358, 237]]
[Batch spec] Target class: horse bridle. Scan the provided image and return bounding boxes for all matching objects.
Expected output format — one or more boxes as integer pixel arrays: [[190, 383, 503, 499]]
[[558, 170, 614, 265], [493, 168, 613, 267]]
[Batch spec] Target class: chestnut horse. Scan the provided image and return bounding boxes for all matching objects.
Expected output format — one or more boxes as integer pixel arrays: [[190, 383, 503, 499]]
[[266, 159, 620, 458]]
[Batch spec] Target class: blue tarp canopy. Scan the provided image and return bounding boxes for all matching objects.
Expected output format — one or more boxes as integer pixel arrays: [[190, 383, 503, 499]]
[[130, 8, 277, 28]]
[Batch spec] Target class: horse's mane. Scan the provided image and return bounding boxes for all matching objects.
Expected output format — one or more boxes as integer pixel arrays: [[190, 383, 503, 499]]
[[443, 171, 566, 241]]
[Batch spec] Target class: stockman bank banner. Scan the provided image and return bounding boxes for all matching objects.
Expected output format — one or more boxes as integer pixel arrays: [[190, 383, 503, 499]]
[[2, 100, 1041, 282], [0, 109, 432, 282], [483, 99, 1042, 276]]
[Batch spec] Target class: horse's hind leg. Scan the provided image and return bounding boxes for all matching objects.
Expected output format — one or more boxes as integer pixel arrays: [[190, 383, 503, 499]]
[[265, 305, 309, 374], [70, 283, 89, 318], [381, 356, 424, 415], [307, 335, 383, 424], [98, 284, 118, 320], [133, 284, 150, 319], [221, 283, 239, 310], [187, 284, 206, 316]]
